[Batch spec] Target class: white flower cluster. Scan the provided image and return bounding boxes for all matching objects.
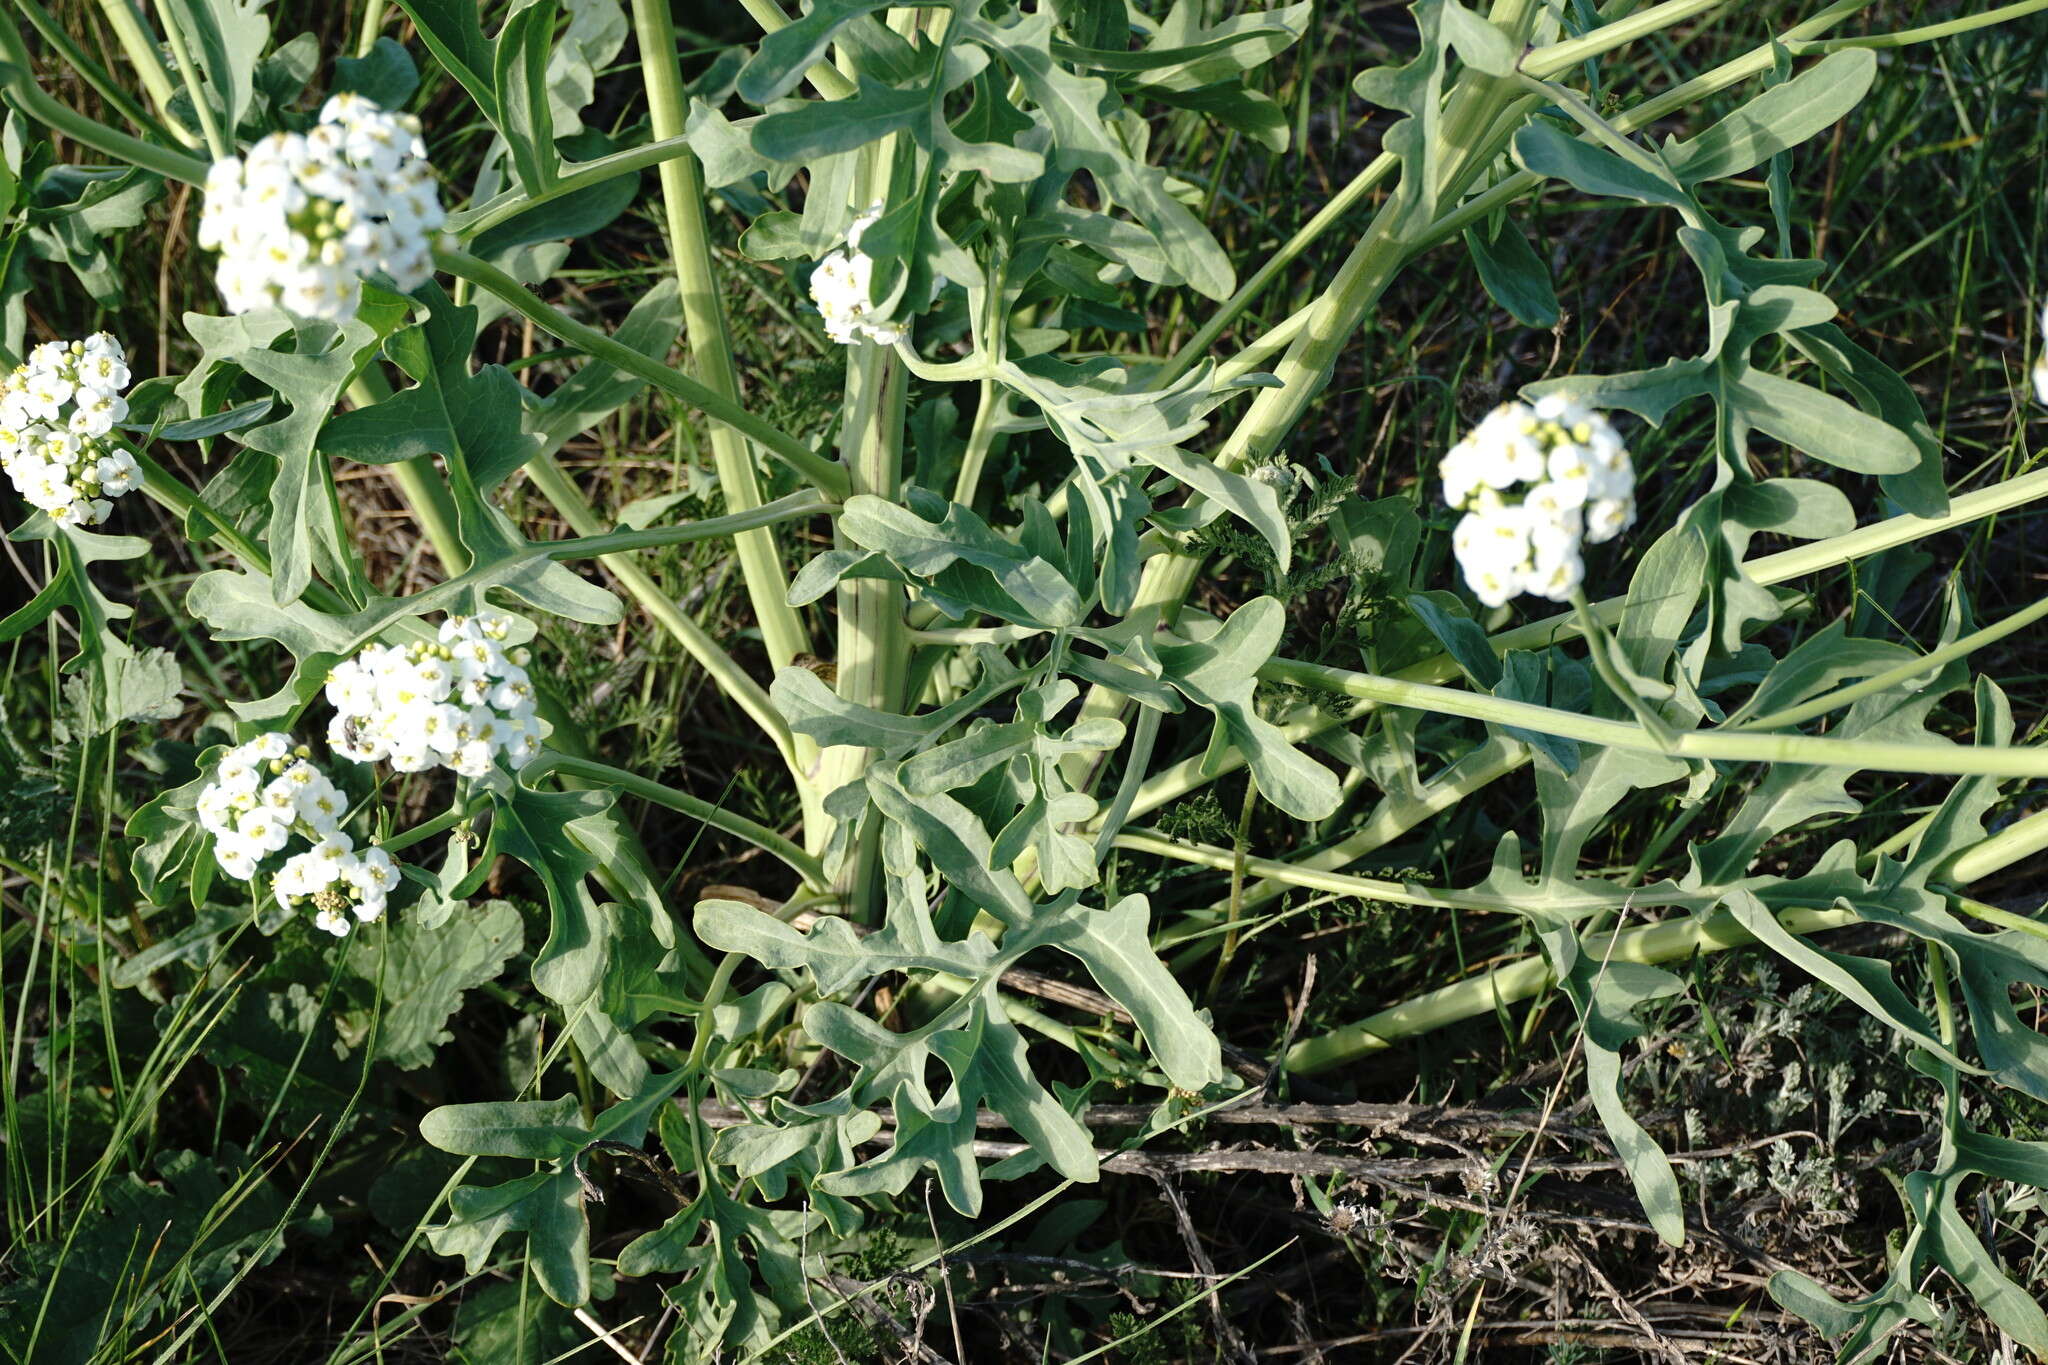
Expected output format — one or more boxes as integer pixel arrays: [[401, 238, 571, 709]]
[[810, 207, 906, 346], [0, 335, 136, 527], [197, 93, 446, 321], [1440, 396, 1635, 608], [197, 733, 398, 935], [324, 613, 542, 777]]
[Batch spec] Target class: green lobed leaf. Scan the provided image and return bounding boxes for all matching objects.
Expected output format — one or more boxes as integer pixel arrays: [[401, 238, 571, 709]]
[[1034, 894, 1223, 1091], [392, 0, 502, 123], [347, 900, 524, 1070], [1156, 598, 1340, 820], [838, 491, 1084, 627], [1465, 213, 1560, 328], [545, 0, 628, 134], [1729, 371, 1919, 476], [420, 1094, 589, 1160], [334, 37, 421, 108], [966, 7, 1234, 298], [495, 0, 560, 193], [1512, 120, 1691, 210], [427, 1168, 591, 1305], [1663, 49, 1877, 184]]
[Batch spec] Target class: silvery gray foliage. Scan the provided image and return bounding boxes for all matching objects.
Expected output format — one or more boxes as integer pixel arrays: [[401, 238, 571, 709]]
[[2, 0, 2043, 1360]]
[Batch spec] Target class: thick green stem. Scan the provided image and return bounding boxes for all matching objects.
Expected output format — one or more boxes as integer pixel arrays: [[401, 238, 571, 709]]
[[87, 0, 194, 144], [1944, 805, 2048, 885], [1232, 735, 1531, 914], [1799, 0, 2048, 51], [14, 0, 171, 142], [435, 248, 848, 498], [1206, 773, 1259, 999], [1281, 804, 2048, 1076], [814, 79, 913, 893], [822, 341, 909, 892], [735, 0, 857, 98], [547, 491, 836, 560], [137, 452, 273, 575], [377, 803, 470, 855], [1120, 829, 1733, 917], [1119, 466, 2048, 821], [628, 0, 813, 680], [1739, 592, 2048, 731], [356, 0, 387, 56], [1284, 903, 1855, 1074], [1259, 652, 2048, 779], [1524, 0, 1731, 72], [1952, 895, 2048, 943], [151, 0, 227, 158], [453, 135, 697, 238], [950, 378, 1006, 510], [686, 953, 746, 1072], [0, 28, 209, 183], [1161, 153, 1395, 385]]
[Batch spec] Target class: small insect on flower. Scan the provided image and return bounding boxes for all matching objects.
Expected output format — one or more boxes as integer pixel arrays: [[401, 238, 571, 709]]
[[197, 733, 398, 933], [0, 335, 136, 527], [198, 93, 447, 322], [809, 206, 907, 346], [1438, 395, 1634, 608], [324, 613, 544, 778]]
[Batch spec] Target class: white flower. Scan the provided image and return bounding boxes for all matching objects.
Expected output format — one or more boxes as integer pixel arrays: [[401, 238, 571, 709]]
[[324, 613, 544, 777], [272, 856, 326, 900], [214, 831, 262, 881], [342, 845, 398, 920], [503, 714, 543, 769], [1440, 398, 1633, 606], [810, 207, 906, 346], [0, 335, 136, 527], [199, 98, 446, 322], [1583, 496, 1634, 545], [2034, 303, 2048, 406], [94, 451, 140, 495], [196, 734, 376, 915], [295, 772, 347, 834], [281, 834, 394, 934], [235, 806, 293, 855]]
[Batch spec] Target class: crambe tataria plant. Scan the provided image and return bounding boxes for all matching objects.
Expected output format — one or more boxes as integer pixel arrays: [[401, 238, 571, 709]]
[[0, 1, 2045, 1361]]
